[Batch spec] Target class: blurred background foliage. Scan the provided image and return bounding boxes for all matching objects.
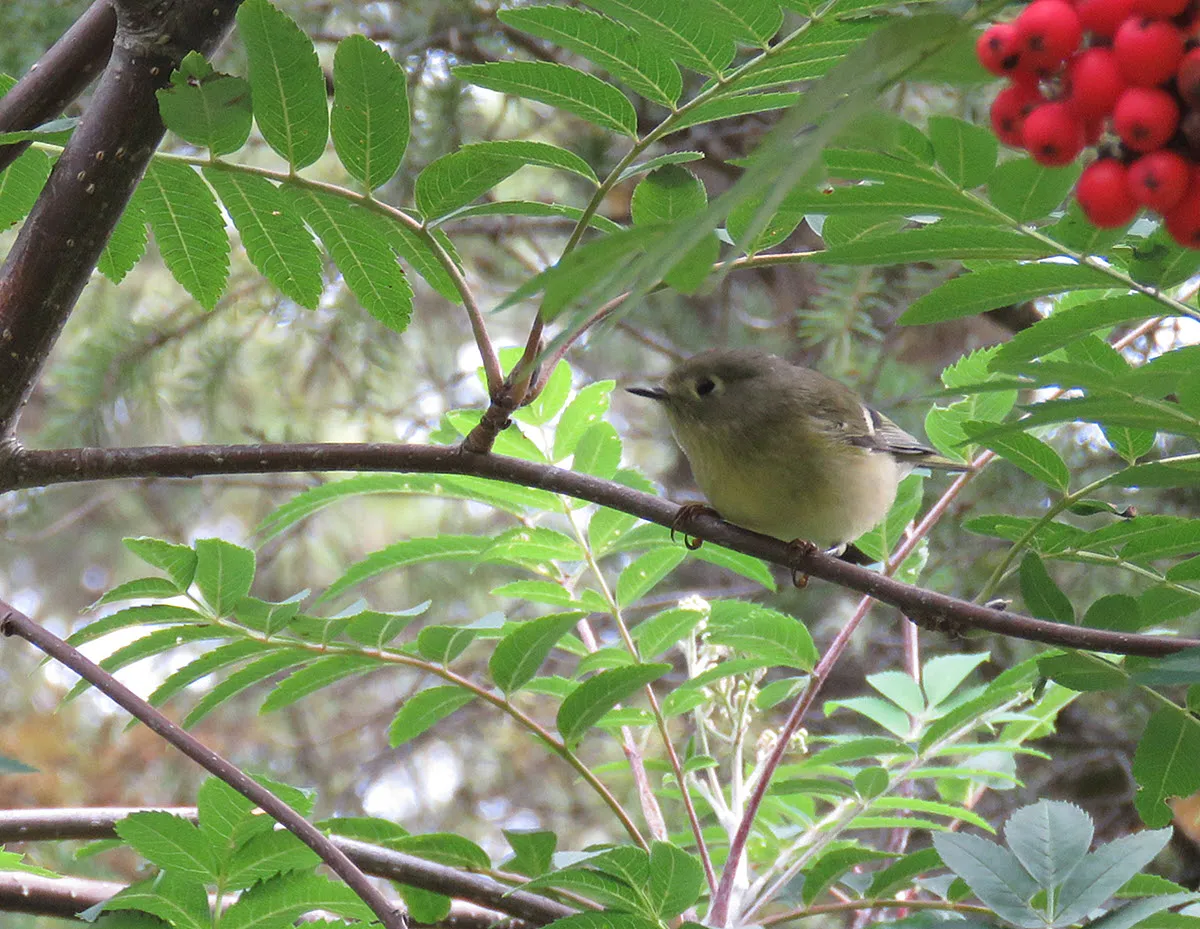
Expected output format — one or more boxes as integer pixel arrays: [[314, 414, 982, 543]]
[[3, 0, 1197, 918]]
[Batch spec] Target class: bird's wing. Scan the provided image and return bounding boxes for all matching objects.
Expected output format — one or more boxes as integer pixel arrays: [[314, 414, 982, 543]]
[[851, 407, 971, 471]]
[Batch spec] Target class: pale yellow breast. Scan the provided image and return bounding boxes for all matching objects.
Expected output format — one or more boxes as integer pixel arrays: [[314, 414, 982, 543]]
[[681, 433, 903, 548]]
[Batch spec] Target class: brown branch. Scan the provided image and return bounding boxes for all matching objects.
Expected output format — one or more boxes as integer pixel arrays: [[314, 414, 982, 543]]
[[0, 871, 544, 928], [0, 808, 576, 925], [1, 442, 1196, 658], [0, 603, 406, 929], [0, 0, 239, 434], [0, 0, 116, 173]]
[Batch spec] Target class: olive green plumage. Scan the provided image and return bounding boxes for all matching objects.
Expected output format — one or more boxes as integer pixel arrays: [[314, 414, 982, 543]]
[[629, 349, 968, 549]]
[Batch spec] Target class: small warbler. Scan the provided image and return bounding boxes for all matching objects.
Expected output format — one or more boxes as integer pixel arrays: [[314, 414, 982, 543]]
[[628, 349, 969, 552]]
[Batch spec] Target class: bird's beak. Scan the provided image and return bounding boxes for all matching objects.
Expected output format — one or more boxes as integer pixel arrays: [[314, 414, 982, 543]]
[[626, 386, 669, 401]]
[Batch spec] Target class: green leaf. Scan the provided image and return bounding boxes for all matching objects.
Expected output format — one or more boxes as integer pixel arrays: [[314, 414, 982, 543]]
[[726, 20, 882, 91], [99, 188, 149, 284], [386, 222, 462, 303], [900, 264, 1114, 326], [617, 152, 705, 184], [331, 35, 408, 189], [582, 0, 736, 75], [219, 872, 375, 928], [115, 811, 221, 881], [648, 842, 704, 918], [574, 421, 622, 479], [65, 626, 228, 701], [453, 61, 637, 136], [416, 613, 505, 664], [123, 538, 197, 589], [147, 640, 267, 709], [1132, 707, 1200, 828], [157, 52, 251, 156], [0, 148, 50, 229], [342, 602, 429, 647], [706, 600, 817, 670], [557, 663, 672, 747], [699, 0, 783, 45], [987, 157, 1081, 223], [1019, 552, 1074, 625], [1004, 800, 1093, 891], [932, 831, 1041, 927], [259, 654, 376, 712], [100, 873, 210, 929], [95, 577, 184, 605], [1054, 828, 1173, 925], [226, 829, 321, 888], [804, 847, 893, 905], [632, 165, 707, 223], [517, 360, 572, 426], [258, 474, 557, 540], [400, 885, 451, 923], [140, 160, 229, 310], [203, 169, 322, 308], [617, 548, 686, 606], [183, 648, 316, 727], [498, 5, 682, 107], [194, 538, 256, 615], [237, 0, 328, 168], [416, 140, 597, 220], [388, 686, 476, 746], [992, 295, 1158, 370], [317, 535, 491, 603], [390, 833, 490, 869], [1129, 228, 1200, 289], [490, 612, 586, 695], [555, 381, 615, 460], [1038, 653, 1127, 692], [817, 225, 1053, 265], [632, 605, 707, 659], [963, 423, 1070, 493], [693, 544, 777, 590], [284, 186, 413, 333], [504, 829, 557, 876], [439, 199, 623, 233], [928, 116, 997, 189]]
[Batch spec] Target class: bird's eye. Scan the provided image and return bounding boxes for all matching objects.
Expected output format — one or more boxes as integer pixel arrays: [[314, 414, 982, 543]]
[[696, 377, 716, 396]]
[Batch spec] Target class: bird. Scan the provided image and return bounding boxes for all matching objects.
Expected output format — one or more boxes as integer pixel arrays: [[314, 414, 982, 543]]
[[627, 348, 970, 554]]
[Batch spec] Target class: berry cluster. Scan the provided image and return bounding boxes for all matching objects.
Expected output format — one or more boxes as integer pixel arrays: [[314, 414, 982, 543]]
[[977, 0, 1200, 248]]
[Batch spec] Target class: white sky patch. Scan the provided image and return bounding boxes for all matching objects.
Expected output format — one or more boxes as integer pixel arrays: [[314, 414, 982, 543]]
[[362, 740, 463, 820]]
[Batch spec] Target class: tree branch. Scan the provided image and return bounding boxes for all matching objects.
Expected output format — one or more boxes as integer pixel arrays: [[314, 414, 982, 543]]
[[0, 0, 239, 434], [0, 808, 576, 925], [2, 442, 1195, 658], [0, 0, 116, 173], [0, 602, 406, 929]]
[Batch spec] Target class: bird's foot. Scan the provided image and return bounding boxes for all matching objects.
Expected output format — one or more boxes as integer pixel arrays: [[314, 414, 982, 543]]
[[787, 538, 820, 588], [670, 503, 719, 551]]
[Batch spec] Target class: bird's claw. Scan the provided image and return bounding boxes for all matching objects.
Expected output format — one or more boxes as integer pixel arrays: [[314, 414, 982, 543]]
[[670, 503, 718, 551], [787, 538, 819, 588]]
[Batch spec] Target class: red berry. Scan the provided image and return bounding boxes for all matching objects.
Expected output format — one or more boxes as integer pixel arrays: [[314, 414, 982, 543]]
[[1179, 48, 1200, 107], [1128, 150, 1191, 211], [1066, 48, 1127, 121], [1076, 159, 1140, 227], [1022, 102, 1087, 165], [1113, 18, 1184, 87], [1082, 116, 1106, 146], [1131, 0, 1189, 15], [991, 82, 1044, 147], [977, 23, 1023, 76], [1164, 173, 1200, 247], [1113, 87, 1180, 151], [1015, 0, 1083, 73], [1077, 0, 1136, 39]]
